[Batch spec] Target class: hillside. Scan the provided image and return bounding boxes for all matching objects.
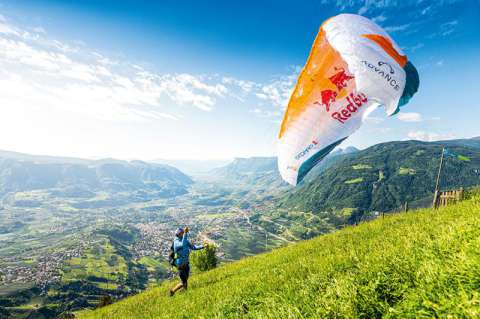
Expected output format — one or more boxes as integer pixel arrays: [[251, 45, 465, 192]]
[[279, 140, 480, 217], [79, 195, 480, 318]]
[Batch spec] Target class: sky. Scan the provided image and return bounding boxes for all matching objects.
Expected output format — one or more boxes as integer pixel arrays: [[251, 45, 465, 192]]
[[0, 0, 478, 160]]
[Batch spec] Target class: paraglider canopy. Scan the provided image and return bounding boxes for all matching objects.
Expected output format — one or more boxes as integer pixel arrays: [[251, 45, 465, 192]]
[[278, 14, 419, 186]]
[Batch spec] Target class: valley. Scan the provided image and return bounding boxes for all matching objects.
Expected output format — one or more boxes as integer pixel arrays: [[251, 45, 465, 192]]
[[1, 137, 479, 318]]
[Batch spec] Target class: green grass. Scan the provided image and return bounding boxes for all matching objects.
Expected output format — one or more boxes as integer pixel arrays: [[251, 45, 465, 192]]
[[62, 238, 128, 285], [458, 155, 471, 162], [79, 196, 480, 318], [340, 207, 357, 217], [138, 256, 168, 274], [345, 177, 364, 184], [378, 170, 385, 181], [398, 167, 416, 175], [352, 164, 372, 170]]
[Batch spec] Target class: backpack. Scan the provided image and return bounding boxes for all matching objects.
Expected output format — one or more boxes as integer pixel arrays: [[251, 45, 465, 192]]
[[168, 242, 177, 267]]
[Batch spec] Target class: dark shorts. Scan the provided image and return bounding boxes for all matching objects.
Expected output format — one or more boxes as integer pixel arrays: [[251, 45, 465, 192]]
[[178, 263, 190, 285]]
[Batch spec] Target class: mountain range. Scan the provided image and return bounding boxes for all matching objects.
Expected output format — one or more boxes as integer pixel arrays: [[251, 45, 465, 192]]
[[153, 159, 231, 176], [0, 152, 192, 198]]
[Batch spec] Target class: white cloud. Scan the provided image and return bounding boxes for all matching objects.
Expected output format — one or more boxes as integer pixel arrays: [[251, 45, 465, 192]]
[[255, 71, 298, 109], [397, 112, 423, 122], [323, 0, 399, 10], [33, 26, 46, 34], [408, 130, 456, 142], [428, 19, 459, 38], [409, 42, 424, 52], [0, 21, 20, 36], [440, 20, 458, 36], [417, 58, 447, 71], [222, 77, 257, 93], [357, 5, 368, 15], [249, 108, 281, 118], [384, 23, 411, 33], [175, 74, 227, 96], [0, 14, 301, 122], [324, 0, 463, 13], [0, 15, 245, 122], [371, 14, 387, 23], [421, 5, 432, 15], [364, 116, 384, 124]]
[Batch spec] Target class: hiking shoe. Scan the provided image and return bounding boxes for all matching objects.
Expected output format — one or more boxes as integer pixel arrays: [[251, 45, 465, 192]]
[[169, 289, 174, 297]]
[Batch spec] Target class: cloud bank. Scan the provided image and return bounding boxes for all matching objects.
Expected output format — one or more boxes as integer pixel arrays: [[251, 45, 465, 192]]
[[0, 15, 296, 125]]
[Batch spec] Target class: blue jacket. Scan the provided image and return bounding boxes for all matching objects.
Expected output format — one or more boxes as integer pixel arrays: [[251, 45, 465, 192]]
[[174, 233, 203, 266]]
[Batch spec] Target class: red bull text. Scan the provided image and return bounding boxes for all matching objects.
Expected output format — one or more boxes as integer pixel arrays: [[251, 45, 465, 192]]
[[331, 92, 368, 124]]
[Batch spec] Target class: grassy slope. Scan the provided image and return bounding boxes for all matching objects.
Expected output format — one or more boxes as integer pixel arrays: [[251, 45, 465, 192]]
[[80, 197, 480, 318]]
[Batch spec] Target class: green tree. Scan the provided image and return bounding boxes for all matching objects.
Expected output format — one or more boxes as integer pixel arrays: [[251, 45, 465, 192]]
[[191, 243, 217, 271], [97, 295, 113, 308]]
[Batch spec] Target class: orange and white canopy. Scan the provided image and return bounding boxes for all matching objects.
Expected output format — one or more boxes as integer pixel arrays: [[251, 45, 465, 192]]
[[278, 14, 419, 186]]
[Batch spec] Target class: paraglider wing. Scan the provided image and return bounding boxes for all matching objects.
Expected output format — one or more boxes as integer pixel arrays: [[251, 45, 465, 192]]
[[278, 14, 419, 186]]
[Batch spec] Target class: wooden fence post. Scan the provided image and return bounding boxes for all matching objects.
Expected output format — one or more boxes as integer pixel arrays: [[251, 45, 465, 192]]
[[434, 188, 465, 208]]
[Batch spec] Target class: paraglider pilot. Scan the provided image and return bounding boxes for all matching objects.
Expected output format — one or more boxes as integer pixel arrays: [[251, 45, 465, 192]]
[[169, 226, 204, 296]]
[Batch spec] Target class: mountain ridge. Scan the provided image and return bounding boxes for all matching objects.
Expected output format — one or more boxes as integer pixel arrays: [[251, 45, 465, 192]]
[[0, 152, 193, 197]]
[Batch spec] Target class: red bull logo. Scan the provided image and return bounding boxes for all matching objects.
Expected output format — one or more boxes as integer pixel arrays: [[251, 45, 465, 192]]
[[315, 66, 355, 112], [314, 89, 337, 112], [328, 67, 355, 91]]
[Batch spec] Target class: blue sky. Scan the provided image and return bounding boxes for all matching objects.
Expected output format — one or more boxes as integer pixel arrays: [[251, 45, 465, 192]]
[[0, 0, 478, 160]]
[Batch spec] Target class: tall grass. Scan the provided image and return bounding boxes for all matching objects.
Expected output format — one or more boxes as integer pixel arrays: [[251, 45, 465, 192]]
[[79, 196, 480, 318]]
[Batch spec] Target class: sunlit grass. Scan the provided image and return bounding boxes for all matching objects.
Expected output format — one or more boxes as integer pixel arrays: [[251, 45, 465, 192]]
[[138, 256, 168, 273], [352, 164, 372, 170], [62, 238, 127, 285], [398, 167, 416, 175], [79, 196, 480, 318], [345, 177, 364, 184]]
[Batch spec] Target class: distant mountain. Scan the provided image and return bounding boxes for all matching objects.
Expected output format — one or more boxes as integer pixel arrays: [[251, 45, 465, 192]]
[[279, 139, 480, 219], [211, 147, 359, 185], [0, 149, 91, 164], [153, 159, 231, 176], [436, 136, 480, 150], [201, 147, 360, 210], [0, 151, 193, 197], [212, 156, 277, 179]]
